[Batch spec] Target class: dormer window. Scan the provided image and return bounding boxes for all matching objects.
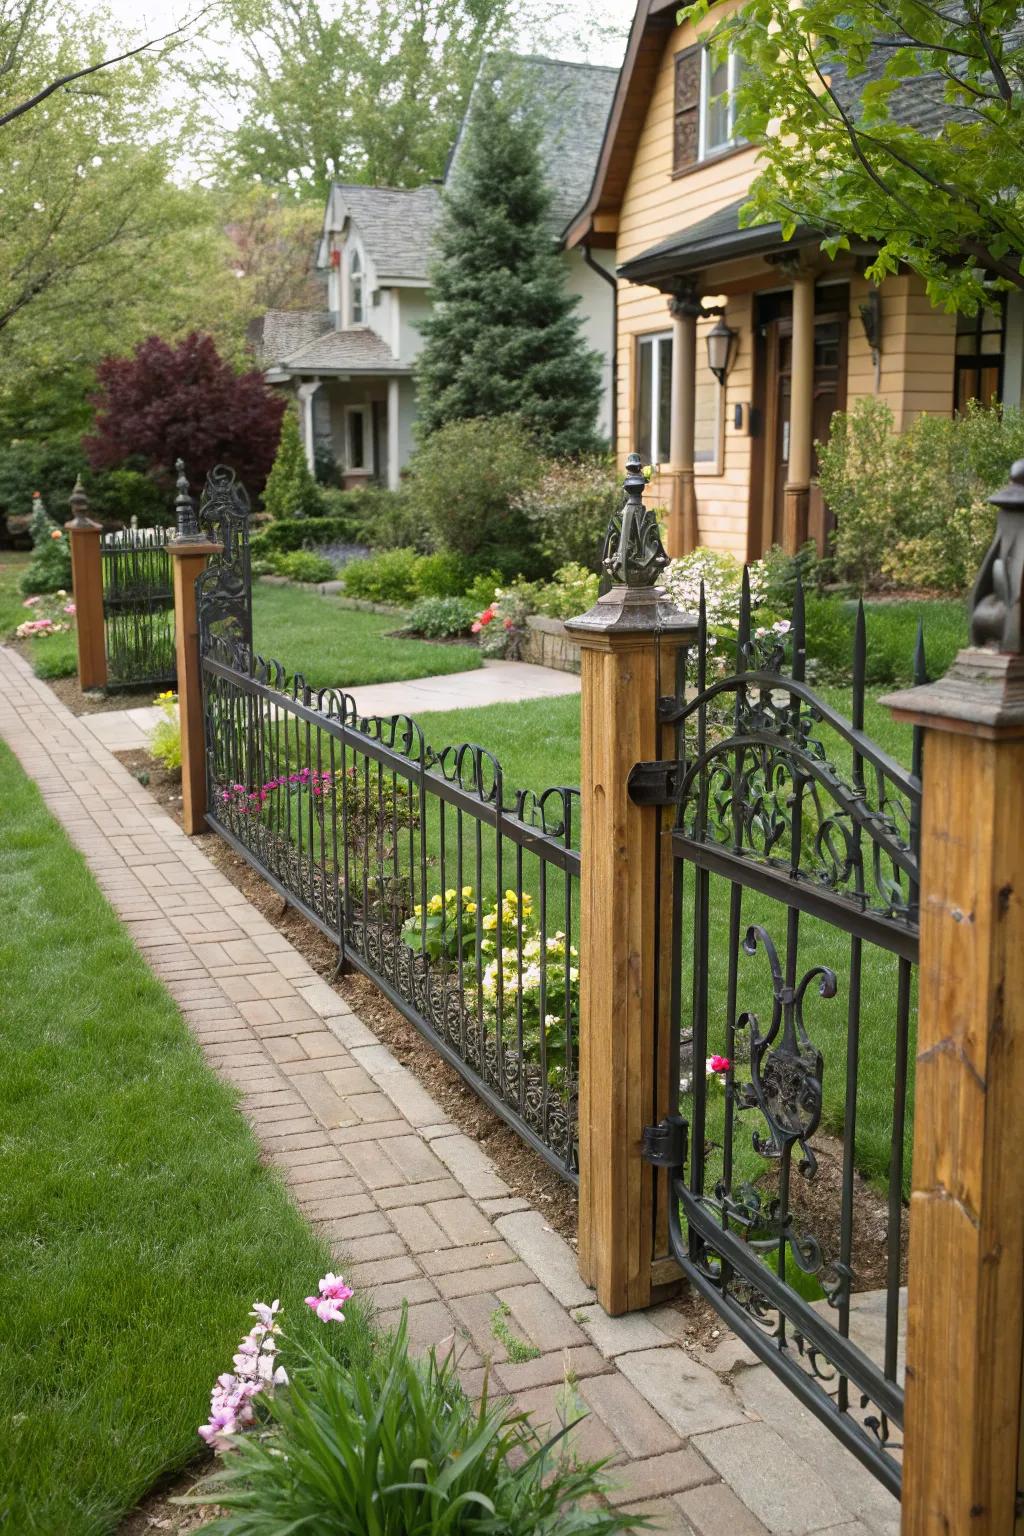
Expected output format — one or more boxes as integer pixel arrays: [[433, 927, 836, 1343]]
[[349, 249, 364, 325]]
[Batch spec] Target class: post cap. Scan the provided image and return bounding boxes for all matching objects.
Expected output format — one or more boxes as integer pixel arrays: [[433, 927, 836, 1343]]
[[172, 458, 203, 543], [66, 474, 100, 531]]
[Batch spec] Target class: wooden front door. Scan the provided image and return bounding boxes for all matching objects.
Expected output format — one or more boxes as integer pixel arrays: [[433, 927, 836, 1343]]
[[755, 302, 848, 557]]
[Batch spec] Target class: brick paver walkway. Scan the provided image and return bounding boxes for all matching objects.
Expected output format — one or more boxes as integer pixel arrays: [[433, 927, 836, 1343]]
[[0, 646, 898, 1536]]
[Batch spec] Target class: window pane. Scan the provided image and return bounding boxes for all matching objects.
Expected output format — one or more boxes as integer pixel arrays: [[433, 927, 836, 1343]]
[[637, 340, 653, 463], [348, 411, 365, 469], [658, 337, 673, 464], [694, 372, 719, 464], [704, 52, 731, 150]]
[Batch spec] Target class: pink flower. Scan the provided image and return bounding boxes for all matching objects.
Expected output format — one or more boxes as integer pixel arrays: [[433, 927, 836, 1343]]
[[63, 601, 75, 615], [709, 1055, 731, 1073], [470, 621, 482, 634], [250, 1300, 281, 1329], [503, 618, 513, 630], [22, 596, 40, 607], [305, 1272, 354, 1322]]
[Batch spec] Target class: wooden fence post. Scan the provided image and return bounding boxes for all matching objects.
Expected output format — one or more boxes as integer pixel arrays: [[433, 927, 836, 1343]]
[[169, 468, 221, 836], [565, 455, 695, 1315], [886, 461, 1024, 1533], [65, 477, 106, 691]]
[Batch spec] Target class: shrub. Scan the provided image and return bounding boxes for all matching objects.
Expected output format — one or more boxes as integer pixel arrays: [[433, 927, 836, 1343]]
[[515, 457, 620, 571], [274, 550, 336, 583], [816, 397, 1024, 591], [263, 410, 324, 520], [410, 549, 471, 596], [340, 485, 431, 551], [342, 547, 421, 604], [20, 494, 72, 594], [531, 563, 599, 620], [404, 595, 477, 638], [194, 1308, 626, 1536], [410, 417, 545, 577], [148, 690, 182, 774], [759, 541, 823, 608], [250, 514, 361, 560], [85, 466, 171, 527], [0, 432, 83, 531]]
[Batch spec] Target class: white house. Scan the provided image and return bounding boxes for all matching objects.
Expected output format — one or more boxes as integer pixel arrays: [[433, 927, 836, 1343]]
[[255, 55, 620, 488]]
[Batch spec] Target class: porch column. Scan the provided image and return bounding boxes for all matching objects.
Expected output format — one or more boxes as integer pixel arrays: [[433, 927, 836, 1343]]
[[668, 287, 700, 558], [386, 377, 401, 492], [296, 380, 319, 474], [783, 269, 815, 553]]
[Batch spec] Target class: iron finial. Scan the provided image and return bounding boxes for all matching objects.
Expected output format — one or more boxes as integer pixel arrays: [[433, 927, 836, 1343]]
[[173, 458, 201, 542], [601, 452, 670, 588], [67, 476, 94, 529], [969, 458, 1024, 653]]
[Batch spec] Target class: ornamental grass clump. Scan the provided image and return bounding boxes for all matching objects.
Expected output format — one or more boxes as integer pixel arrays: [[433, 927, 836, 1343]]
[[191, 1292, 631, 1536]]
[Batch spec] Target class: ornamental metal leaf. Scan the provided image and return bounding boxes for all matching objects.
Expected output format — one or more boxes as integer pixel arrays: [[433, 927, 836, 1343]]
[[601, 452, 669, 588]]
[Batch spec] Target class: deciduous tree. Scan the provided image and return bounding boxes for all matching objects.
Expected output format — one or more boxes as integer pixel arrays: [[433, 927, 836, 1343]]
[[85, 333, 285, 494], [684, 0, 1024, 310]]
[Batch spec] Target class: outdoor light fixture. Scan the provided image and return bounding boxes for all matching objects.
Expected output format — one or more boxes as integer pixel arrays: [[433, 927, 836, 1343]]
[[706, 315, 738, 385], [858, 289, 882, 354]]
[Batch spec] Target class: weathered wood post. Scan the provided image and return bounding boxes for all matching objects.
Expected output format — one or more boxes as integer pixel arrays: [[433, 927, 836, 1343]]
[[65, 477, 107, 691], [565, 454, 696, 1314], [886, 461, 1024, 1533], [169, 461, 221, 836]]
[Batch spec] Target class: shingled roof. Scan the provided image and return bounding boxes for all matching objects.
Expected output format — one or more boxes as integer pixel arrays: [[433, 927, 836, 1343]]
[[329, 184, 441, 283], [272, 326, 406, 375], [447, 53, 620, 239]]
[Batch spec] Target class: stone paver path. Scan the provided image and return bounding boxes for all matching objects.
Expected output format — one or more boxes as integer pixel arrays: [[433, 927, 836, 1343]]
[[0, 645, 897, 1536], [79, 657, 580, 753]]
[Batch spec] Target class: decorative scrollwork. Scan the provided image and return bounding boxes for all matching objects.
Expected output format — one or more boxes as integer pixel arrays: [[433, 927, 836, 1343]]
[[735, 923, 836, 1175], [196, 465, 253, 656]]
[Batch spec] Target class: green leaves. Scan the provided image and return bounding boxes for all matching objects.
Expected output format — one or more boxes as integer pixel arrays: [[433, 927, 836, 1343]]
[[696, 0, 1024, 310]]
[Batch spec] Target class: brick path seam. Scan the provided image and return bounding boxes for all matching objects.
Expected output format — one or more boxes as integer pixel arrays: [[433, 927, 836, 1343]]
[[0, 646, 899, 1536]]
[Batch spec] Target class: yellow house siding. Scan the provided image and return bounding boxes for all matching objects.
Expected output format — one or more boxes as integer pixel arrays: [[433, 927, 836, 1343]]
[[846, 274, 956, 429]]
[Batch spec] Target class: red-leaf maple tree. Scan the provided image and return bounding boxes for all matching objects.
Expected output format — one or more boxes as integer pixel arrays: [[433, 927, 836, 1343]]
[[85, 332, 286, 494]]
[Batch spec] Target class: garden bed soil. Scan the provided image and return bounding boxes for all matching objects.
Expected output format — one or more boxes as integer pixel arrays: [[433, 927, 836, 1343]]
[[118, 1465, 215, 1534], [24, 653, 157, 715], [115, 747, 906, 1333]]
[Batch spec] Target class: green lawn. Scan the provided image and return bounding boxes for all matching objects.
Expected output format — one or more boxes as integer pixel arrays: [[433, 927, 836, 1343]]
[[0, 739, 374, 1533], [253, 584, 482, 689], [0, 552, 78, 678]]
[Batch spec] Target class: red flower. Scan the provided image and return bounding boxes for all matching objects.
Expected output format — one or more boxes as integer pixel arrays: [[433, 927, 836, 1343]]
[[503, 618, 513, 630], [709, 1055, 731, 1073], [479, 608, 494, 625]]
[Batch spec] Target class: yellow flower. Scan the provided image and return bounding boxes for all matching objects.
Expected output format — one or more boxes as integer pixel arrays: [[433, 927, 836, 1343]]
[[504, 890, 518, 903], [444, 889, 456, 902], [461, 885, 473, 898], [465, 902, 477, 914], [482, 912, 498, 931], [413, 904, 422, 917], [428, 895, 443, 914]]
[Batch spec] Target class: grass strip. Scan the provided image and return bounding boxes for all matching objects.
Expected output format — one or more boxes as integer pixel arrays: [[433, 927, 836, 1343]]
[[0, 737, 372, 1534]]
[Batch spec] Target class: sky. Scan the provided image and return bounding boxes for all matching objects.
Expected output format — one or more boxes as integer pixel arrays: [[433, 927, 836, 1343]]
[[101, 0, 634, 69]]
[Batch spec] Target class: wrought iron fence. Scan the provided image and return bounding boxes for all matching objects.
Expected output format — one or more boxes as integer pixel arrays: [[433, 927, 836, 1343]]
[[641, 574, 925, 1495], [101, 524, 176, 688]]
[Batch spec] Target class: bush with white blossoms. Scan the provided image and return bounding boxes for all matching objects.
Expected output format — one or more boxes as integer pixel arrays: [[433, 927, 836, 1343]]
[[401, 886, 578, 1084], [662, 547, 766, 642], [198, 1273, 353, 1451]]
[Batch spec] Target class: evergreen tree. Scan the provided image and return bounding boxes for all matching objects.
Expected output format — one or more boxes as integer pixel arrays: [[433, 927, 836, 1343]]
[[262, 410, 323, 520], [414, 71, 603, 458]]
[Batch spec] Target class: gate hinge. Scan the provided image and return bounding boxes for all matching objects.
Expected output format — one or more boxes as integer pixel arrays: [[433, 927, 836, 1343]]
[[642, 1114, 688, 1171], [628, 760, 679, 807]]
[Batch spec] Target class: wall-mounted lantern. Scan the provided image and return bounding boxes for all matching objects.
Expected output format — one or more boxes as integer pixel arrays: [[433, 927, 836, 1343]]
[[858, 289, 882, 354], [706, 315, 738, 385]]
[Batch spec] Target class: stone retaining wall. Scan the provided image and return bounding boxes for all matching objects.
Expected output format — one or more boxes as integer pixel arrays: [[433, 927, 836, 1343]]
[[520, 615, 581, 675]]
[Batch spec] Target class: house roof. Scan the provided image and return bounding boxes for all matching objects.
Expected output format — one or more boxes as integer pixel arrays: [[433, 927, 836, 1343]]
[[446, 53, 620, 239], [251, 309, 333, 365], [617, 198, 836, 285], [326, 184, 442, 283], [270, 325, 407, 376]]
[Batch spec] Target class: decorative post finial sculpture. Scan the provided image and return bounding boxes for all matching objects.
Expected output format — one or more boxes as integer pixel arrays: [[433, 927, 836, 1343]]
[[601, 453, 671, 588], [67, 475, 93, 528], [969, 459, 1024, 653], [173, 458, 201, 542]]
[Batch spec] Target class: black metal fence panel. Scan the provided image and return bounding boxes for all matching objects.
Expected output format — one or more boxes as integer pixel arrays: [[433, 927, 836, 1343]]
[[101, 525, 176, 688], [644, 575, 924, 1498]]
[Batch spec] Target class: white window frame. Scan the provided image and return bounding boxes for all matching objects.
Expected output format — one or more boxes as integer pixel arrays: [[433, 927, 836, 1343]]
[[698, 46, 741, 161], [343, 404, 372, 474], [637, 330, 673, 468], [348, 248, 365, 326]]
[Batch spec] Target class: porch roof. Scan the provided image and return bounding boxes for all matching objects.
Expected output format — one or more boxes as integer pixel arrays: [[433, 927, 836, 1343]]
[[268, 325, 410, 379], [616, 198, 827, 288]]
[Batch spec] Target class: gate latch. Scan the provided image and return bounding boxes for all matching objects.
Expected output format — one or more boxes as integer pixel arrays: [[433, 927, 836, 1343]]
[[628, 760, 679, 807], [642, 1114, 688, 1171]]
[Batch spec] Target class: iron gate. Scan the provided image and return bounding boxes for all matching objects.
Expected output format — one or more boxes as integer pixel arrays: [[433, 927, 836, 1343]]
[[101, 525, 176, 688], [635, 579, 924, 1498]]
